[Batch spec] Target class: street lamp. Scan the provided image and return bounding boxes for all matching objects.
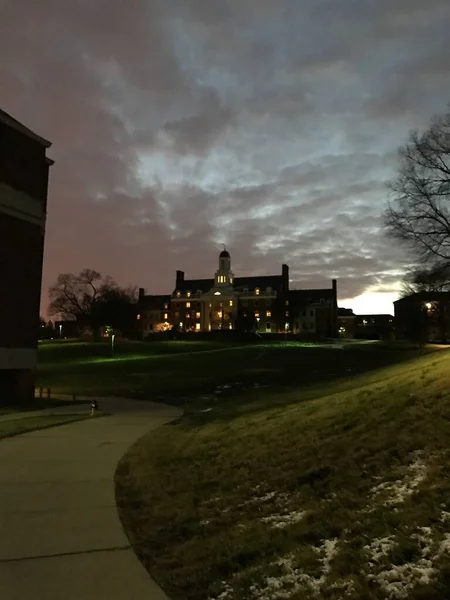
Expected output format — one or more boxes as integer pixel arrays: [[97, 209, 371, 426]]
[[59, 324, 62, 339], [111, 333, 115, 357]]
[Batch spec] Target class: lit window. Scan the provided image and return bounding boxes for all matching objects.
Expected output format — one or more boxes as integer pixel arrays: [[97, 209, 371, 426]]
[[136, 314, 141, 320], [176, 291, 181, 297], [186, 302, 191, 308], [285, 300, 289, 306], [255, 288, 260, 295], [186, 313, 191, 319], [187, 291, 191, 297], [229, 323, 233, 329], [229, 300, 233, 307], [164, 313, 168, 320], [285, 322, 289, 330], [230, 277, 233, 283], [218, 311, 222, 318], [164, 303, 168, 309], [196, 312, 201, 318], [266, 311, 271, 317], [195, 323, 201, 331], [179, 322, 183, 328], [255, 312, 260, 318], [363, 319, 368, 325], [214, 291, 221, 295], [285, 311, 289, 317]]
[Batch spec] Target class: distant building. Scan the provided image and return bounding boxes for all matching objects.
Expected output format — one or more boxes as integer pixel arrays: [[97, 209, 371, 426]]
[[354, 314, 394, 340], [394, 291, 450, 342], [138, 250, 338, 337], [137, 294, 171, 335], [337, 308, 357, 338], [0, 109, 53, 403], [337, 309, 394, 340]]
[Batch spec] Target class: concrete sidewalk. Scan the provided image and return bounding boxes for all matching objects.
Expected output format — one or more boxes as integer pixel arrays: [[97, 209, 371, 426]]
[[0, 397, 182, 599]]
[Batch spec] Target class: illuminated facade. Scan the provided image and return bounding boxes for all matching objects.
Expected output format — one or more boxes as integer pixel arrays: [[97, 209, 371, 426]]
[[139, 250, 338, 337]]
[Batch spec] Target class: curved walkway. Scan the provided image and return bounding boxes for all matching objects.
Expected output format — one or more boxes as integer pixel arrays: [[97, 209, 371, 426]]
[[0, 397, 181, 599]]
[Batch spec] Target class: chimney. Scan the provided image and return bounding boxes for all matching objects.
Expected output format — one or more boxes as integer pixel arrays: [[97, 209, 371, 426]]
[[332, 279, 338, 337], [176, 270, 185, 285], [138, 287, 145, 301], [282, 264, 289, 293]]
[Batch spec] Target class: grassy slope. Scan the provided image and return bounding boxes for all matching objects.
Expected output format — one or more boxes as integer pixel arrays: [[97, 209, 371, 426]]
[[116, 347, 450, 600], [0, 414, 92, 439]]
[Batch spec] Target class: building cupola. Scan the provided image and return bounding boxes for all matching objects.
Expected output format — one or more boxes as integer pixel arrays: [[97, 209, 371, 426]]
[[215, 247, 233, 286]]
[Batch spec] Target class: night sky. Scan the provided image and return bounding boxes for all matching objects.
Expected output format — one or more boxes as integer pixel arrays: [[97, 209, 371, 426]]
[[2, 0, 450, 316]]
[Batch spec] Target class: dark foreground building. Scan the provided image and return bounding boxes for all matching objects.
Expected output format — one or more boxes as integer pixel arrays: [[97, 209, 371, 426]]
[[394, 291, 450, 342], [0, 110, 53, 404]]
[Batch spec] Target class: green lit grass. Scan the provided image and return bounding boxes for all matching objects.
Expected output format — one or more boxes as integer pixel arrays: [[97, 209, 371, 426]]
[[0, 414, 94, 439], [116, 348, 450, 600], [37, 339, 439, 403]]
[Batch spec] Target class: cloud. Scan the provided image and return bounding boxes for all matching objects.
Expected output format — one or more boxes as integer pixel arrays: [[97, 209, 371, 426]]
[[1, 0, 449, 314]]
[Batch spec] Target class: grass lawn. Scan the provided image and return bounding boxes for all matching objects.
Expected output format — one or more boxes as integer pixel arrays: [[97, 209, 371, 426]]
[[0, 398, 90, 416], [37, 338, 438, 403], [116, 346, 450, 600], [0, 414, 94, 439]]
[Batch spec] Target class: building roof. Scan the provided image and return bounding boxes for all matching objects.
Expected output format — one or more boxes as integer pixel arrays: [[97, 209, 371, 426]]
[[394, 291, 450, 304], [0, 108, 52, 148], [219, 249, 230, 258], [174, 274, 284, 293], [175, 278, 214, 293], [338, 307, 355, 316], [288, 288, 335, 305], [233, 275, 283, 291], [139, 294, 171, 309]]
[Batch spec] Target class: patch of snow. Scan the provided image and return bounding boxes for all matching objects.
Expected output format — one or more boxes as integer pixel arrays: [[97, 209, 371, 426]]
[[439, 533, 450, 554], [440, 511, 450, 523], [367, 527, 440, 599], [364, 536, 396, 563], [261, 510, 306, 529], [200, 520, 210, 526], [239, 491, 289, 508], [209, 582, 234, 600], [249, 539, 338, 599], [328, 578, 356, 596], [200, 408, 213, 413], [370, 458, 427, 506]]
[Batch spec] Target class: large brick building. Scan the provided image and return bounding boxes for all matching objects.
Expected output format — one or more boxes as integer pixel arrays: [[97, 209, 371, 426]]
[[138, 250, 338, 337], [0, 109, 53, 403]]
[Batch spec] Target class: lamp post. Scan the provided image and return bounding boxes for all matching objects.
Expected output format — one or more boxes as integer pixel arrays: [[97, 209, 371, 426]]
[[111, 333, 115, 358], [59, 324, 62, 339]]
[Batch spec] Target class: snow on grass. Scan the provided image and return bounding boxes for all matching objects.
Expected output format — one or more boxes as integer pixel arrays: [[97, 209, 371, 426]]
[[365, 525, 450, 599], [261, 510, 306, 529], [370, 455, 427, 507], [364, 536, 396, 564], [209, 539, 338, 600], [367, 527, 435, 599], [248, 539, 338, 599], [239, 491, 289, 508]]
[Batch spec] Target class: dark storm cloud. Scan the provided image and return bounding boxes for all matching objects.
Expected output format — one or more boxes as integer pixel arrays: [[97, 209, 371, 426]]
[[1, 0, 449, 312]]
